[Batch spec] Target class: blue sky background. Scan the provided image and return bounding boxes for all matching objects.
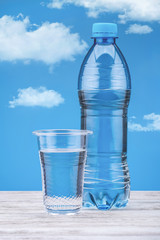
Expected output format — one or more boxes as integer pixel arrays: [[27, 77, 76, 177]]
[[1, 0, 160, 190]]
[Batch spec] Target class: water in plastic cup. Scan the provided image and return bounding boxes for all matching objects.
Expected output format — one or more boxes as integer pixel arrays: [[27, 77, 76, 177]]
[[33, 129, 92, 215]]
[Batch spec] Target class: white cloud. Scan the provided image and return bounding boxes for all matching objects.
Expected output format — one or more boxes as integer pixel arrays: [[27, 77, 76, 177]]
[[0, 14, 87, 65], [125, 24, 153, 34], [128, 113, 160, 132], [9, 87, 64, 108], [47, 0, 160, 23]]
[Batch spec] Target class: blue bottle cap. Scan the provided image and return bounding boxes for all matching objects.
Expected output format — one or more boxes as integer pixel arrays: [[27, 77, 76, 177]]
[[92, 23, 118, 38]]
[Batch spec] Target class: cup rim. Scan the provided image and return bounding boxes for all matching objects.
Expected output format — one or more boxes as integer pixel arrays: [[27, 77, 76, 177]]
[[33, 129, 93, 136]]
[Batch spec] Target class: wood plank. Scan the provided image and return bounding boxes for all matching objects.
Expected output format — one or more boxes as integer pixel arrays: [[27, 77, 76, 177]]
[[0, 191, 159, 239]]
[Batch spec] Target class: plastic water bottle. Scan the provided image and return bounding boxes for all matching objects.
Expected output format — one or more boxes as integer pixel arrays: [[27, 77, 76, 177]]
[[78, 23, 131, 210]]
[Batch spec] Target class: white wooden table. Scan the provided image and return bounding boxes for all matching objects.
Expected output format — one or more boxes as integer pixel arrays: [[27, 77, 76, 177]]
[[0, 191, 160, 239]]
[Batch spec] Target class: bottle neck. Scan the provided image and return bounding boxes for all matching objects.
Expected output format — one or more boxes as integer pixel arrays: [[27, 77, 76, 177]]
[[94, 37, 116, 45]]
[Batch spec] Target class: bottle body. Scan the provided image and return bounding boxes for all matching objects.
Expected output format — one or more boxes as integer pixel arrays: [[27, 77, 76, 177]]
[[78, 38, 131, 210]]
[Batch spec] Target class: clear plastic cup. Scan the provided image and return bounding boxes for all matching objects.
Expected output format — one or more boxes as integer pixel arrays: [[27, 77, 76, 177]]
[[33, 129, 92, 215]]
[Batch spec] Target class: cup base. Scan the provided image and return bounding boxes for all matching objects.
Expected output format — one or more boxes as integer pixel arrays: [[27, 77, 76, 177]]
[[45, 207, 81, 215]]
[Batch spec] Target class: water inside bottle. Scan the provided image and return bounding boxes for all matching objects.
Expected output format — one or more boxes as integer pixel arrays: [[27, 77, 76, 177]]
[[79, 89, 130, 209]]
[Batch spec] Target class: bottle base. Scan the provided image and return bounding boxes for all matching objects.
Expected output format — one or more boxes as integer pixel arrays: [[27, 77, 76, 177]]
[[83, 199, 128, 210], [83, 190, 129, 210]]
